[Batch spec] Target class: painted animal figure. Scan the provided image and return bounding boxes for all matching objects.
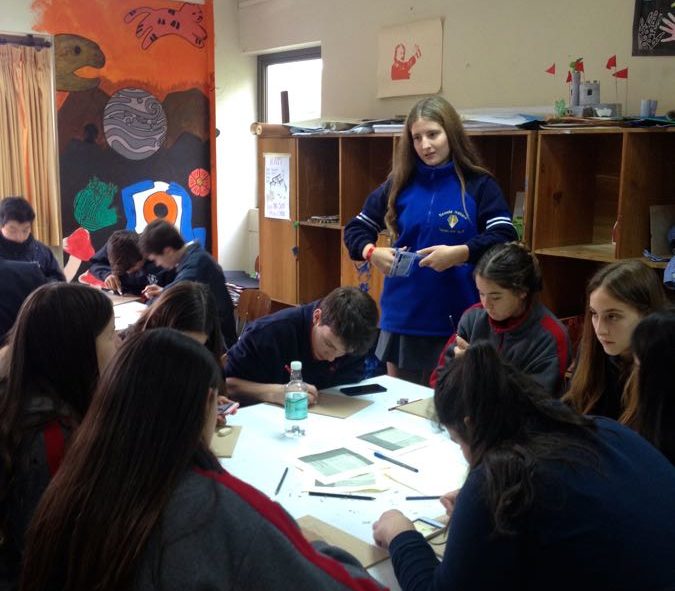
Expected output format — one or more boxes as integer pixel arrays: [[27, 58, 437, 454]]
[[124, 3, 207, 50], [54, 34, 105, 92]]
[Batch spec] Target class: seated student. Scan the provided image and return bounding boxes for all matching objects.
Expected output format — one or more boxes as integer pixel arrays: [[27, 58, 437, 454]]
[[372, 342, 675, 591], [88, 229, 175, 295], [139, 220, 237, 348], [620, 309, 675, 465], [0, 197, 64, 282], [0, 260, 47, 342], [430, 242, 570, 395], [564, 260, 667, 419], [0, 283, 116, 589], [128, 281, 236, 425], [225, 286, 379, 405], [20, 329, 385, 591]]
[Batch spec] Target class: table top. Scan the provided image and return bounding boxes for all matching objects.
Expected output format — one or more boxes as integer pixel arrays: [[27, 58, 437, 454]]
[[220, 375, 467, 589]]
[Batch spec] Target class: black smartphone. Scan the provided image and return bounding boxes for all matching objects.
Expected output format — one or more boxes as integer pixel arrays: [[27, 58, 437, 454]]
[[339, 384, 387, 395]]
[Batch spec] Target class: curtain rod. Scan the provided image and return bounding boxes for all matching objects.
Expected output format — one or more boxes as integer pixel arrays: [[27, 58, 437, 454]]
[[0, 33, 51, 49]]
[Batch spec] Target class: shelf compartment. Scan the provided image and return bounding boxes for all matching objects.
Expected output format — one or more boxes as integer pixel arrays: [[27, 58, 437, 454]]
[[532, 131, 623, 251], [297, 138, 339, 222], [339, 136, 393, 225], [297, 225, 341, 304], [535, 243, 666, 268]]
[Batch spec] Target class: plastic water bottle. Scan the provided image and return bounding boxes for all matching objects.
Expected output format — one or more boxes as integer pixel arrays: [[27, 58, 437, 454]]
[[284, 361, 308, 437]]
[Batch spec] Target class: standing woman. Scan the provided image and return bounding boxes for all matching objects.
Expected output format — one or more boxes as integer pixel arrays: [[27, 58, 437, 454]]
[[344, 95, 517, 383], [20, 330, 384, 591], [0, 283, 116, 589], [564, 260, 667, 419], [620, 309, 675, 465], [431, 242, 570, 395]]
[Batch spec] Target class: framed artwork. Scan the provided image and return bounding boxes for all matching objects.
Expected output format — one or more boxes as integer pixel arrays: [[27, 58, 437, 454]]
[[633, 0, 675, 56], [377, 18, 443, 98]]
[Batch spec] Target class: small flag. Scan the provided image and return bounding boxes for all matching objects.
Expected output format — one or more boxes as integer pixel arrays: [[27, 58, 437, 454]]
[[613, 67, 628, 79], [566, 70, 572, 83], [574, 59, 584, 73], [545, 63, 556, 75], [606, 55, 617, 69]]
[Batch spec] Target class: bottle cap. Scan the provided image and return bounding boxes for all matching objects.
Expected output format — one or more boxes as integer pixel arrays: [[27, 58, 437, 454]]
[[290, 361, 302, 371]]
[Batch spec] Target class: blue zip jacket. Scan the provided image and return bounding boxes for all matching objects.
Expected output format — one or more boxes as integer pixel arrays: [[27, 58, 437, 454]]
[[344, 161, 517, 336]]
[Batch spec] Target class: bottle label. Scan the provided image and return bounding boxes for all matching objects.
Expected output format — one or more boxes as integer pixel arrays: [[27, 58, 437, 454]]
[[285, 391, 308, 420]]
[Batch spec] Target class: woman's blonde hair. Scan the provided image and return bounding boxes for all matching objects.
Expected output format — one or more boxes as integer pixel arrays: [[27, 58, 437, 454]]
[[384, 95, 491, 241]]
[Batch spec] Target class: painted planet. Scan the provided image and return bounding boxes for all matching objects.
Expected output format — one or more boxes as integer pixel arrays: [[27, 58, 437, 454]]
[[103, 88, 167, 160]]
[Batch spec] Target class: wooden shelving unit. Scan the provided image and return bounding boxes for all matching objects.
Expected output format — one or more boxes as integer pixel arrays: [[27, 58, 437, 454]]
[[532, 127, 675, 317], [257, 129, 535, 306]]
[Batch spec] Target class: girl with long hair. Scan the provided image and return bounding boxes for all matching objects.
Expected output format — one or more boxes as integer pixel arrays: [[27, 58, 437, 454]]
[[20, 329, 383, 591], [344, 95, 517, 384], [0, 283, 116, 589], [564, 260, 667, 419], [373, 342, 675, 590], [620, 309, 675, 465], [431, 242, 570, 394]]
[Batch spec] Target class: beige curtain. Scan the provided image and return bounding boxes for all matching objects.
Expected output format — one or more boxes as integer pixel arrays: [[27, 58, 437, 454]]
[[0, 43, 61, 245]]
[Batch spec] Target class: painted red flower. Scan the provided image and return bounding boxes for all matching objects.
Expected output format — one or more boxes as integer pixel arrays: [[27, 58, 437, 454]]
[[188, 168, 211, 197]]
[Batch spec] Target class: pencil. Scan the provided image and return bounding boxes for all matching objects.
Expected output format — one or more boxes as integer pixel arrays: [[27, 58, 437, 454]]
[[274, 467, 288, 496], [406, 495, 440, 500], [388, 398, 423, 411], [308, 492, 375, 500], [374, 451, 419, 473]]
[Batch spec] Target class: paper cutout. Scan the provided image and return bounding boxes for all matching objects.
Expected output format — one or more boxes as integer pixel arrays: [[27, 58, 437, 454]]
[[606, 54, 617, 69], [613, 67, 629, 78], [310, 392, 373, 419], [393, 398, 435, 421], [545, 63, 556, 75], [297, 516, 388, 569], [210, 425, 243, 458]]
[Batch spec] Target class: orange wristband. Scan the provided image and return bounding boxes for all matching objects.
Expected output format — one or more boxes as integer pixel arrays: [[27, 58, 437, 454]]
[[365, 245, 376, 261]]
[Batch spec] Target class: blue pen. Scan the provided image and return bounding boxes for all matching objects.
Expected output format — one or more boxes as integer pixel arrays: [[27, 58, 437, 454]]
[[374, 451, 419, 473]]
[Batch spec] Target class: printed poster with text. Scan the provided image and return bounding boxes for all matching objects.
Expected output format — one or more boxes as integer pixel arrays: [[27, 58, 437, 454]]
[[264, 153, 290, 220]]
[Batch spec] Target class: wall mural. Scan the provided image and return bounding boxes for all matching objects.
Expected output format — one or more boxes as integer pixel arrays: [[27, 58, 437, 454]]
[[32, 0, 213, 281]]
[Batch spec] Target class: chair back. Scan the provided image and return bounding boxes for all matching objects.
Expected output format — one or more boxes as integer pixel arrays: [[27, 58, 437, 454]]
[[236, 289, 271, 335]]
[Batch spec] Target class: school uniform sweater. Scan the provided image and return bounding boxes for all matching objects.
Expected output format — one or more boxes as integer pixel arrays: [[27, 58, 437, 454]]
[[161, 243, 236, 348], [88, 244, 175, 295], [0, 234, 64, 283], [431, 302, 571, 395], [344, 161, 517, 337], [224, 302, 366, 389], [0, 395, 75, 591], [134, 467, 385, 591], [388, 417, 675, 591], [0, 260, 46, 342]]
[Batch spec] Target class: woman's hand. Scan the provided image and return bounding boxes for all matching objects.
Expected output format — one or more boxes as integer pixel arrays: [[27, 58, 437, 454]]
[[440, 489, 460, 520], [372, 509, 415, 550], [364, 245, 396, 276], [418, 245, 470, 272], [453, 335, 470, 358]]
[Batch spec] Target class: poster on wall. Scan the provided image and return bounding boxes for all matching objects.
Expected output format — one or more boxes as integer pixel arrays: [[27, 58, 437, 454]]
[[377, 18, 443, 98], [633, 0, 675, 56], [264, 153, 291, 220]]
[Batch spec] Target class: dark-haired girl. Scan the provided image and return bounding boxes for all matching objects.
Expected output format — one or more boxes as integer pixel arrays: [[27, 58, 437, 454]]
[[20, 329, 384, 591], [0, 283, 116, 589], [620, 309, 675, 465], [373, 342, 675, 591], [431, 242, 570, 394]]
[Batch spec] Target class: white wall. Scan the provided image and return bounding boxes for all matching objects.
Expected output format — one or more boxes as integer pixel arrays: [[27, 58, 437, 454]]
[[238, 0, 675, 118]]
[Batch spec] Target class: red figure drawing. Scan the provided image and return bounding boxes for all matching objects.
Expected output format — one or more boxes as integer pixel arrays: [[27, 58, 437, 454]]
[[390, 43, 422, 80], [124, 3, 207, 50]]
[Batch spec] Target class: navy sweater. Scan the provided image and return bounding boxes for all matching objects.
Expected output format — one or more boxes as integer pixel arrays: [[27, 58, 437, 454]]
[[88, 244, 175, 295], [389, 418, 675, 591], [0, 234, 64, 282], [344, 161, 516, 337], [224, 302, 366, 389], [0, 260, 46, 341]]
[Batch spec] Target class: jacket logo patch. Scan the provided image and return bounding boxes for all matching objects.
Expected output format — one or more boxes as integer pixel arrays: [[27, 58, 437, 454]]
[[439, 209, 468, 234]]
